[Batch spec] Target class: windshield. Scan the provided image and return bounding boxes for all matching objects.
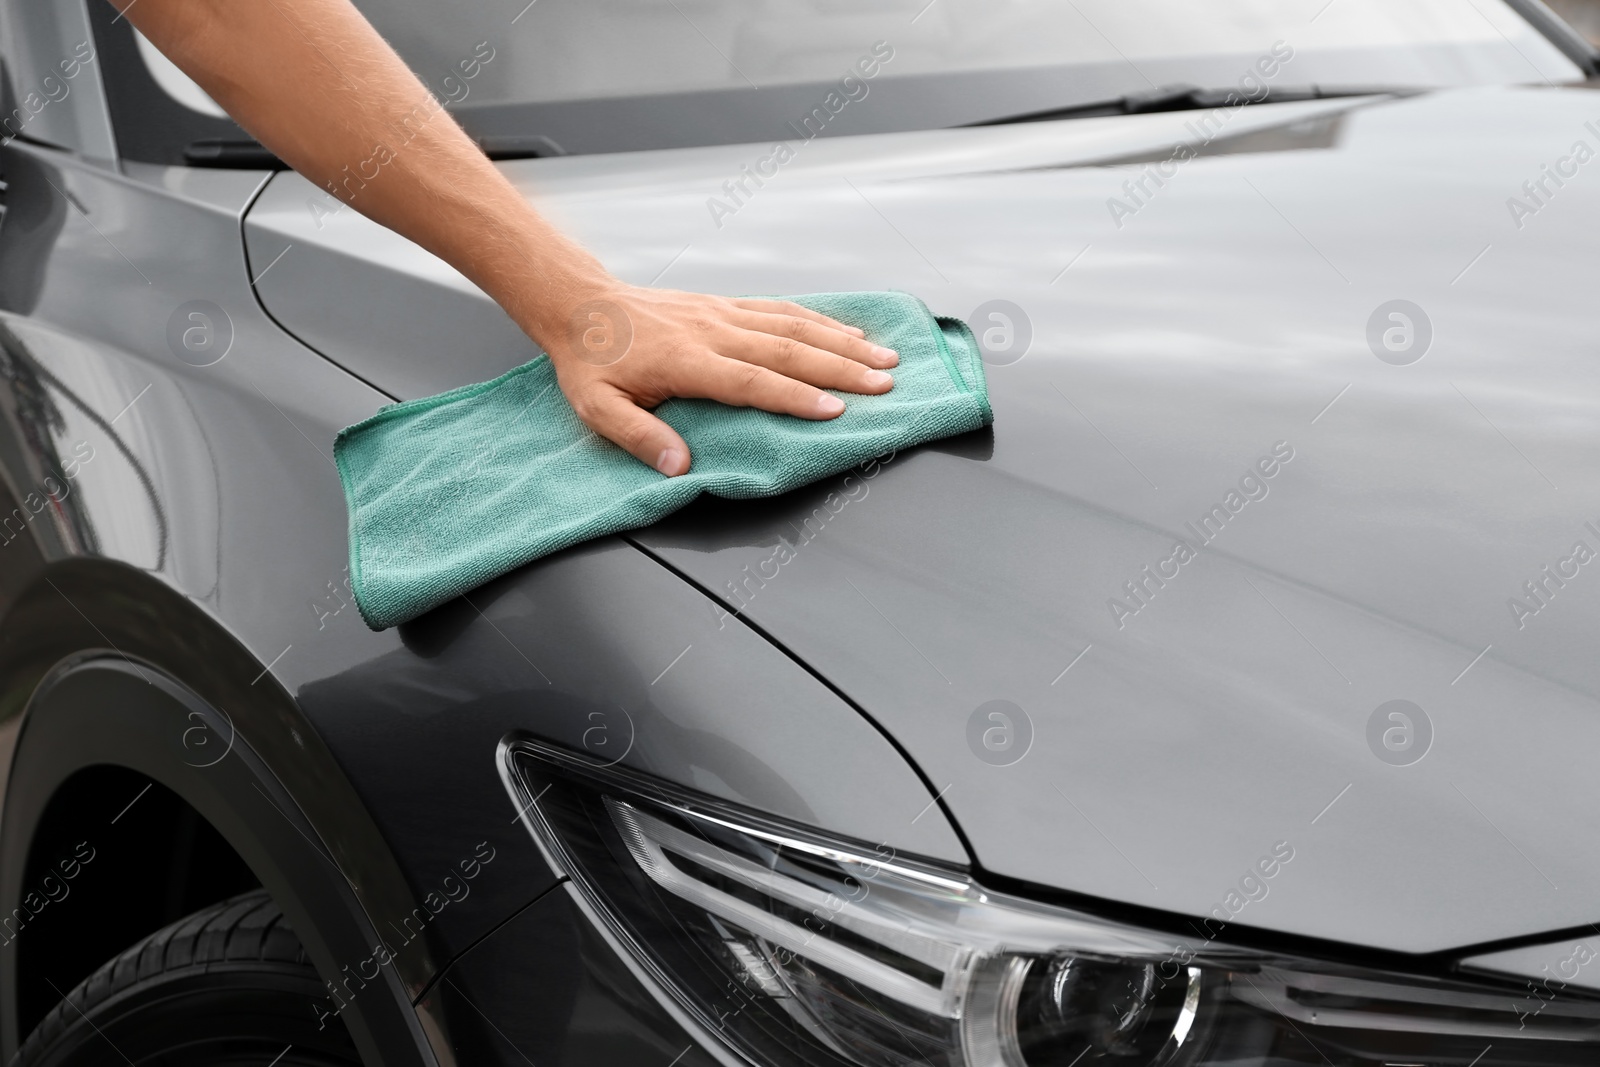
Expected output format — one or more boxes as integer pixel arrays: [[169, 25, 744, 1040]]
[[149, 0, 1588, 156], [346, 0, 1581, 153]]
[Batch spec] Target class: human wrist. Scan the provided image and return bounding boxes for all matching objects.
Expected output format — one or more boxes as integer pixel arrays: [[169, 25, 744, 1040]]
[[504, 247, 623, 361]]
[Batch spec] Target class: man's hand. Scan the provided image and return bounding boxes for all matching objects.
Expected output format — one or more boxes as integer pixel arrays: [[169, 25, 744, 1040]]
[[547, 289, 897, 475], [116, 0, 895, 476]]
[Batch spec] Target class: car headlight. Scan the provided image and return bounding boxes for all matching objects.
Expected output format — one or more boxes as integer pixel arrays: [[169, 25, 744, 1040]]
[[500, 736, 1600, 1066]]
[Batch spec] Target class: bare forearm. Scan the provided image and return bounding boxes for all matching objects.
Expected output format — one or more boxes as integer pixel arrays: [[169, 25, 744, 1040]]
[[114, 0, 604, 345]]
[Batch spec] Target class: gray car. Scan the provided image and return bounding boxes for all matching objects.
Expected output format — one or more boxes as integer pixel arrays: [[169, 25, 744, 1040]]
[[2, 0, 1600, 1064]]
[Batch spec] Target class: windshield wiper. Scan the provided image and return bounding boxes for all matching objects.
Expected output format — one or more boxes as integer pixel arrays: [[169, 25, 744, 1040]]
[[183, 139, 286, 169], [183, 132, 569, 169], [967, 83, 1418, 126], [474, 134, 568, 160]]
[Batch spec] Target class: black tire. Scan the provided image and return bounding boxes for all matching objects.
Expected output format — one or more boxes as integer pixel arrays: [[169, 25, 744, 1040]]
[[14, 889, 360, 1066]]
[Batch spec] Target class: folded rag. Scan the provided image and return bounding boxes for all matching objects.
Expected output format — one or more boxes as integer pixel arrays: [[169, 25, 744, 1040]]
[[334, 291, 993, 630]]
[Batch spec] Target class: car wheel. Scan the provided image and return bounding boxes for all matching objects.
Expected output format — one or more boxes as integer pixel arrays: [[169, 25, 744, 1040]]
[[14, 888, 359, 1066]]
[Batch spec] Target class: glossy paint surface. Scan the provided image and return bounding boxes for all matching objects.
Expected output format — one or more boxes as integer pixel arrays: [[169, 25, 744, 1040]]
[[251, 86, 1600, 954], [0, 137, 961, 1016], [418, 886, 721, 1067]]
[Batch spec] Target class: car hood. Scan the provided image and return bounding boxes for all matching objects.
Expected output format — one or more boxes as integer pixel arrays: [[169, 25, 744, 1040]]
[[247, 85, 1600, 954]]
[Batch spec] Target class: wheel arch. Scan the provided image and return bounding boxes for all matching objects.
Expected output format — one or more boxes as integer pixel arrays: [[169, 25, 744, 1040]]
[[0, 558, 439, 1066]]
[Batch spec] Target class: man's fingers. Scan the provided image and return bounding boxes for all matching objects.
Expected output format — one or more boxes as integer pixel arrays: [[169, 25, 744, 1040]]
[[554, 292, 902, 463], [729, 309, 898, 369], [728, 298, 870, 341], [671, 355, 849, 420], [574, 388, 691, 476], [718, 327, 895, 395]]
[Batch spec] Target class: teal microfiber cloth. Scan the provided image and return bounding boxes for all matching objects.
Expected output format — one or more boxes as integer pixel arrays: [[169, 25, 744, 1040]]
[[334, 291, 993, 630]]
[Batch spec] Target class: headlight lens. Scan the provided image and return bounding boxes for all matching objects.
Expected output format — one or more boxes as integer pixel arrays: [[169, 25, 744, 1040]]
[[501, 737, 1600, 1067]]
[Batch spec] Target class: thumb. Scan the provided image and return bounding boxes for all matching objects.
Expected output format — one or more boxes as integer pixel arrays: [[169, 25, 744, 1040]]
[[576, 388, 691, 476]]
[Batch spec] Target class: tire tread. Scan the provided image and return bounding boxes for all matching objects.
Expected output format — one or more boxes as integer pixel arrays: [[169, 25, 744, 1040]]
[[13, 889, 314, 1065]]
